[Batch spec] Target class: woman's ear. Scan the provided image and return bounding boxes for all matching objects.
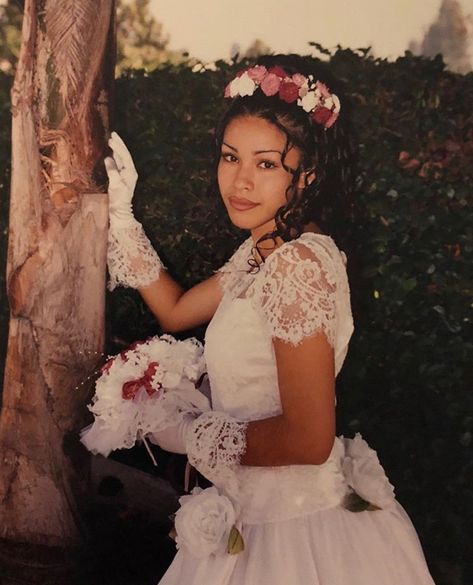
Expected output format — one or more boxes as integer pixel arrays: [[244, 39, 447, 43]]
[[297, 169, 316, 190]]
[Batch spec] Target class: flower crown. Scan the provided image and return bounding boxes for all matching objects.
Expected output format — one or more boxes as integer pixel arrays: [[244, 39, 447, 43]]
[[224, 65, 341, 129]]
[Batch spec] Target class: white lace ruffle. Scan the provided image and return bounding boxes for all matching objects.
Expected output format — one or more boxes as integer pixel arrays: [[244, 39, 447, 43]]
[[107, 220, 164, 290], [187, 411, 248, 501], [250, 238, 338, 347]]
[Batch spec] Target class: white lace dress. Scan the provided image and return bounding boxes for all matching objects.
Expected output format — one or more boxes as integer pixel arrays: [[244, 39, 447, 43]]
[[158, 233, 436, 585]]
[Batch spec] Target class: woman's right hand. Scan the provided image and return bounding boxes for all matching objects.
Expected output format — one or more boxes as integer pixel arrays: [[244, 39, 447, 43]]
[[105, 131, 139, 228], [104, 131, 224, 331]]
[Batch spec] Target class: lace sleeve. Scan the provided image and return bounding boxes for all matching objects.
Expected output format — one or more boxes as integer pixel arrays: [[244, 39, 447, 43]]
[[186, 411, 248, 497], [251, 239, 339, 347], [107, 221, 164, 291]]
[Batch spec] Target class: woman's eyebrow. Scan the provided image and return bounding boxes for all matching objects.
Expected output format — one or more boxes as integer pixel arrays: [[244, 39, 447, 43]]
[[254, 149, 282, 155], [222, 141, 237, 151], [222, 142, 282, 155]]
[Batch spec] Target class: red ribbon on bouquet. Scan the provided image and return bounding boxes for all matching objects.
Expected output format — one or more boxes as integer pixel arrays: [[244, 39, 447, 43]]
[[122, 362, 162, 400]]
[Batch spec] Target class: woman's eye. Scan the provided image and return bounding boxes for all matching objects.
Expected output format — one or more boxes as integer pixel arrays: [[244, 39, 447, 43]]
[[259, 160, 277, 170], [220, 153, 237, 163]]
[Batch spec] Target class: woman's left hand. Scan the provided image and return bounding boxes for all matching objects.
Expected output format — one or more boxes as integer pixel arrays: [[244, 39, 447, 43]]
[[148, 412, 197, 454]]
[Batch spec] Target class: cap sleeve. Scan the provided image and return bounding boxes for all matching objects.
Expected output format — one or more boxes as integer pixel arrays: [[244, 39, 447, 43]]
[[250, 238, 341, 347]]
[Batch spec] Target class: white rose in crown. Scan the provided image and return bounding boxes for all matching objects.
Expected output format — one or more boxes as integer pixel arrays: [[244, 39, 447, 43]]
[[174, 486, 244, 558], [229, 72, 256, 97], [342, 433, 396, 510]]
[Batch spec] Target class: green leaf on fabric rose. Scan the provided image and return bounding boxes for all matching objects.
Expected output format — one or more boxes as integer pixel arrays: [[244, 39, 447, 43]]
[[342, 491, 381, 512], [168, 526, 177, 542], [227, 525, 245, 554]]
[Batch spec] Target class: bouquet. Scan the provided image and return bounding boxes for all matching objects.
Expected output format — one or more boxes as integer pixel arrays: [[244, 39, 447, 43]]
[[80, 334, 211, 458]]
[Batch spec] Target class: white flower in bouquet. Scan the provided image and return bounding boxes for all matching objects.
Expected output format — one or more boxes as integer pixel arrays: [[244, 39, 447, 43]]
[[342, 433, 396, 510], [174, 486, 244, 558], [80, 334, 210, 457]]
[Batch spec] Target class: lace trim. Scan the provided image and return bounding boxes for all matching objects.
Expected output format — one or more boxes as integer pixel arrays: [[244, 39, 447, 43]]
[[187, 411, 248, 499], [215, 234, 347, 347], [107, 221, 164, 290], [250, 238, 340, 347], [216, 237, 254, 296]]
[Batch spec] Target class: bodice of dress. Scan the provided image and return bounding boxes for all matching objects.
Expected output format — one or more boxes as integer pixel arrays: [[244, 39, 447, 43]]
[[203, 233, 354, 524]]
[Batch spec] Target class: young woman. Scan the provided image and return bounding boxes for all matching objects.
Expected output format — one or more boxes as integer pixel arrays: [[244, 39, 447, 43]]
[[104, 55, 436, 585]]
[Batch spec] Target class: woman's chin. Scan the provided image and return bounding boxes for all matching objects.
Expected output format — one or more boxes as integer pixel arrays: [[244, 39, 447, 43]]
[[226, 212, 257, 230]]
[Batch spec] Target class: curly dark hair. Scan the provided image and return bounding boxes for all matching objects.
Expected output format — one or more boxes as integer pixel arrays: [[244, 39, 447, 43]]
[[213, 54, 356, 265]]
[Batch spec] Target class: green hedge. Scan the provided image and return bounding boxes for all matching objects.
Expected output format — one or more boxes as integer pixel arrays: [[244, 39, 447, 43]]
[[1, 49, 472, 583]]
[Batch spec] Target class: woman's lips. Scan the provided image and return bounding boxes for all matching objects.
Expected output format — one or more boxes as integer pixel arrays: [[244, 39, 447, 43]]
[[228, 196, 259, 211]]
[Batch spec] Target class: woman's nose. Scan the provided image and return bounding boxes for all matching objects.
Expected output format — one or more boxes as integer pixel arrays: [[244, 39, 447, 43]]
[[234, 164, 254, 191]]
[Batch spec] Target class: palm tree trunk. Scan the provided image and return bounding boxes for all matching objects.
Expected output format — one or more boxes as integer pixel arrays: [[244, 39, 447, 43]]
[[0, 0, 115, 546]]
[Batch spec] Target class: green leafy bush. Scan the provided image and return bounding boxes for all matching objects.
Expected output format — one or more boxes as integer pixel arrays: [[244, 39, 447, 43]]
[[0, 50, 471, 584]]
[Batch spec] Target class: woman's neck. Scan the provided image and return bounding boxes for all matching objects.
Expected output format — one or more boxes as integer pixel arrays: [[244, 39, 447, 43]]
[[250, 221, 325, 260]]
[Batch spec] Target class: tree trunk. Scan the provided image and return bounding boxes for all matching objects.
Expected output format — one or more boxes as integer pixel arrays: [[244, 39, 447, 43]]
[[0, 0, 115, 546]]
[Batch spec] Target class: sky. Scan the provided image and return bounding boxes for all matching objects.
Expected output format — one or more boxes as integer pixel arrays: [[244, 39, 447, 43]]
[[150, 0, 473, 65]]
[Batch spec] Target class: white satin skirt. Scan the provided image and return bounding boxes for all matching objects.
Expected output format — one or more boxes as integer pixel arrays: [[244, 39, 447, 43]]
[[158, 498, 436, 585]]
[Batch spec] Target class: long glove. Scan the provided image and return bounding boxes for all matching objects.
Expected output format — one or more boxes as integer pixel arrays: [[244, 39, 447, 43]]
[[148, 412, 198, 455], [105, 131, 164, 290]]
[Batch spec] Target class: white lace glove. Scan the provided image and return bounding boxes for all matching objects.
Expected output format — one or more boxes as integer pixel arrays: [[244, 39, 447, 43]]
[[150, 407, 248, 502], [105, 131, 164, 290], [187, 411, 248, 502]]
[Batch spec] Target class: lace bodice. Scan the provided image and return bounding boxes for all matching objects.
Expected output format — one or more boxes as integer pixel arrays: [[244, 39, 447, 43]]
[[201, 233, 354, 523], [210, 232, 353, 384]]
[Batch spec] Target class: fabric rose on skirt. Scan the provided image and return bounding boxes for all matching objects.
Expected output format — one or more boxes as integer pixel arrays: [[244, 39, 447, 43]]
[[342, 433, 396, 510], [174, 486, 243, 558]]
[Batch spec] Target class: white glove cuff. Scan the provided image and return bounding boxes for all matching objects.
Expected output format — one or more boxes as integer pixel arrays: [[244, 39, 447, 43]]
[[107, 219, 165, 290], [186, 411, 248, 493]]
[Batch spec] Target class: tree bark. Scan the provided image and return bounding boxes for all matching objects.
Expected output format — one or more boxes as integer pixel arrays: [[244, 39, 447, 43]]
[[0, 0, 115, 546]]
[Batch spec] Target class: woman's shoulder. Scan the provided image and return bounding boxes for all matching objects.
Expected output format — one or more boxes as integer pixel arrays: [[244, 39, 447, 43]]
[[261, 232, 348, 277], [250, 233, 351, 347], [217, 235, 254, 275], [215, 235, 254, 296]]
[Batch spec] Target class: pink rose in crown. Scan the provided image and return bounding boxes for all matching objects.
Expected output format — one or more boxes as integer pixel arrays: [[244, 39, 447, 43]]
[[260, 73, 282, 96], [279, 81, 300, 103], [247, 65, 267, 82], [224, 83, 232, 98], [316, 80, 331, 99], [291, 73, 306, 87], [268, 66, 288, 78], [312, 106, 332, 126], [324, 111, 339, 128], [298, 85, 309, 98]]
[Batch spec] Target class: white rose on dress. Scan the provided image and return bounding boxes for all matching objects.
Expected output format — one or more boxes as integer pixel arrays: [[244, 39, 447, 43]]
[[174, 486, 237, 558], [342, 433, 396, 509]]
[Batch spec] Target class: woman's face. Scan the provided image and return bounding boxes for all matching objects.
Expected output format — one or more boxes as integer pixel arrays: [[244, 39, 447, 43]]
[[217, 115, 304, 243]]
